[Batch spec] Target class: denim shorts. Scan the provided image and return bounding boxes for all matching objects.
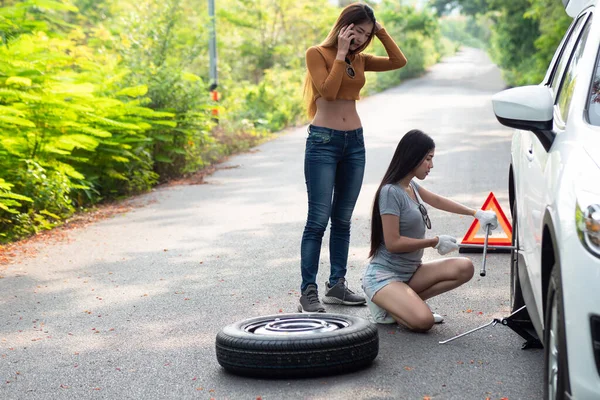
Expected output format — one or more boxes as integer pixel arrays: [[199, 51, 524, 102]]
[[362, 263, 418, 301]]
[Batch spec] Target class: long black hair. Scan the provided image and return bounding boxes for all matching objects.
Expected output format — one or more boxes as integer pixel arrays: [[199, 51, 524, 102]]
[[369, 129, 435, 258]]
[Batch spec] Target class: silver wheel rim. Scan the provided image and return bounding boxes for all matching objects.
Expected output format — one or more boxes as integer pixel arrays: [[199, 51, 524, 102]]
[[547, 294, 559, 399], [245, 316, 350, 336]]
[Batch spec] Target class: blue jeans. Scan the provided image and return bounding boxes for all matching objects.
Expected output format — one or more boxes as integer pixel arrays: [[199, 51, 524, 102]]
[[300, 124, 366, 292]]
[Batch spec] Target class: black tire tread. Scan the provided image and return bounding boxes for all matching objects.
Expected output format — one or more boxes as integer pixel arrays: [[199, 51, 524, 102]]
[[216, 335, 378, 378], [215, 315, 379, 378], [510, 200, 526, 312]]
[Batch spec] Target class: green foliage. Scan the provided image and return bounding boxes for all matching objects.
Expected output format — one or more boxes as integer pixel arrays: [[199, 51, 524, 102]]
[[525, 0, 572, 84], [0, 2, 175, 241], [222, 66, 305, 132], [439, 15, 489, 49], [0, 0, 454, 243], [434, 0, 572, 87], [364, 0, 452, 94]]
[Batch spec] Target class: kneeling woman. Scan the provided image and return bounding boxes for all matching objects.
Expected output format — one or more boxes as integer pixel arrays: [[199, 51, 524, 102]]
[[363, 130, 498, 332]]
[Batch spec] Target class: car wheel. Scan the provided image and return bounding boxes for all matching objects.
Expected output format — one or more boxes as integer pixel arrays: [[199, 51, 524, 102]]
[[215, 313, 379, 378], [544, 267, 569, 399], [510, 200, 525, 312]]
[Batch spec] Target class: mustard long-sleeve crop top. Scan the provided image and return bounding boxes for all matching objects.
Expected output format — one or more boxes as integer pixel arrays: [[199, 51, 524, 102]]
[[305, 28, 407, 103]]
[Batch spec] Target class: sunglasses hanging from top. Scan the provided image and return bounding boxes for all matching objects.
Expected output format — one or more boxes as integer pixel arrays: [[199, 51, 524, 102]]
[[345, 57, 355, 78]]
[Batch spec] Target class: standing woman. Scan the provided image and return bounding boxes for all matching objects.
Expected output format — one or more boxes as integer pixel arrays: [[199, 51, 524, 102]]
[[299, 3, 407, 312]]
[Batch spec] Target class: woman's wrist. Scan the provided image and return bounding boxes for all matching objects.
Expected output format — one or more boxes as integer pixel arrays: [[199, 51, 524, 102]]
[[336, 51, 346, 61], [431, 236, 439, 248]]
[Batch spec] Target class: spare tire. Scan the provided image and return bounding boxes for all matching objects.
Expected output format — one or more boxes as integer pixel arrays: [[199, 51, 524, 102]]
[[215, 313, 379, 378]]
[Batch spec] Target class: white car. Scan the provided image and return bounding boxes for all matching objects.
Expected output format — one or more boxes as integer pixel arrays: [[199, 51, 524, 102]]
[[491, 0, 600, 399]]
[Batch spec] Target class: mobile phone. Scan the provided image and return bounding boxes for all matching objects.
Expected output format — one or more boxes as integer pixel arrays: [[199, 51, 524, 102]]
[[350, 39, 355, 45]]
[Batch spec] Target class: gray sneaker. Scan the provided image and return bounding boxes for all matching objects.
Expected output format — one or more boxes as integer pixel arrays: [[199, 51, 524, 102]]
[[298, 284, 326, 313], [322, 278, 366, 305]]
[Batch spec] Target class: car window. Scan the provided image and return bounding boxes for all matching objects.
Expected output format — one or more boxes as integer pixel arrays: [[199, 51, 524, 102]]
[[550, 14, 587, 99], [556, 17, 592, 123], [586, 28, 600, 125], [545, 13, 587, 87]]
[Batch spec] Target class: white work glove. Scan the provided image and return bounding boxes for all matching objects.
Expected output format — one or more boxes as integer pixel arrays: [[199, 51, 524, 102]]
[[434, 235, 458, 255], [475, 209, 499, 230]]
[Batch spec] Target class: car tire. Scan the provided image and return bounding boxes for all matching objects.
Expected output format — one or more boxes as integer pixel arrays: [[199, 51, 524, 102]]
[[543, 267, 570, 400], [510, 200, 526, 312], [215, 313, 379, 378]]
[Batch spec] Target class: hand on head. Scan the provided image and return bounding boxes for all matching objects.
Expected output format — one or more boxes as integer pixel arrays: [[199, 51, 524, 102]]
[[337, 24, 355, 56]]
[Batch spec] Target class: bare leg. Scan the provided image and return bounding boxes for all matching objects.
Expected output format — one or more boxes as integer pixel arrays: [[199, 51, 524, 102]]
[[407, 257, 474, 300], [372, 281, 434, 332]]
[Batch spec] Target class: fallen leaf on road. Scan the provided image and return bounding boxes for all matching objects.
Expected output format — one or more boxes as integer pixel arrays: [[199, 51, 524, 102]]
[[466, 309, 473, 313], [404, 366, 413, 371], [60, 384, 69, 389]]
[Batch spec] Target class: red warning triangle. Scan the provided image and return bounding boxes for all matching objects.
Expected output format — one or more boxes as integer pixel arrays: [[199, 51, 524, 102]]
[[461, 192, 512, 246]]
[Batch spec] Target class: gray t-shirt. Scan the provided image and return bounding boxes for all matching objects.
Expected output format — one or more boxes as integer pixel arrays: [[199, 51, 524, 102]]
[[370, 181, 426, 274]]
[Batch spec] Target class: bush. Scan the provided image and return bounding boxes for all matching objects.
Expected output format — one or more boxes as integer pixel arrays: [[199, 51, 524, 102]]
[[0, 161, 74, 240]]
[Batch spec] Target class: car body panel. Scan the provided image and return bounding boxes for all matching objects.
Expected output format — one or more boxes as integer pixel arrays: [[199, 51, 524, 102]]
[[493, 2, 600, 398]]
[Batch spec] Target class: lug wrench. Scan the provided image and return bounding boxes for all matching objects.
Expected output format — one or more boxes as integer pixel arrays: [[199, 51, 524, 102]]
[[456, 225, 516, 276], [479, 225, 490, 277]]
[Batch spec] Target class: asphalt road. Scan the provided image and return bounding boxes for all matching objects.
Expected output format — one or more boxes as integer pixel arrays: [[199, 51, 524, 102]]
[[0, 48, 543, 400]]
